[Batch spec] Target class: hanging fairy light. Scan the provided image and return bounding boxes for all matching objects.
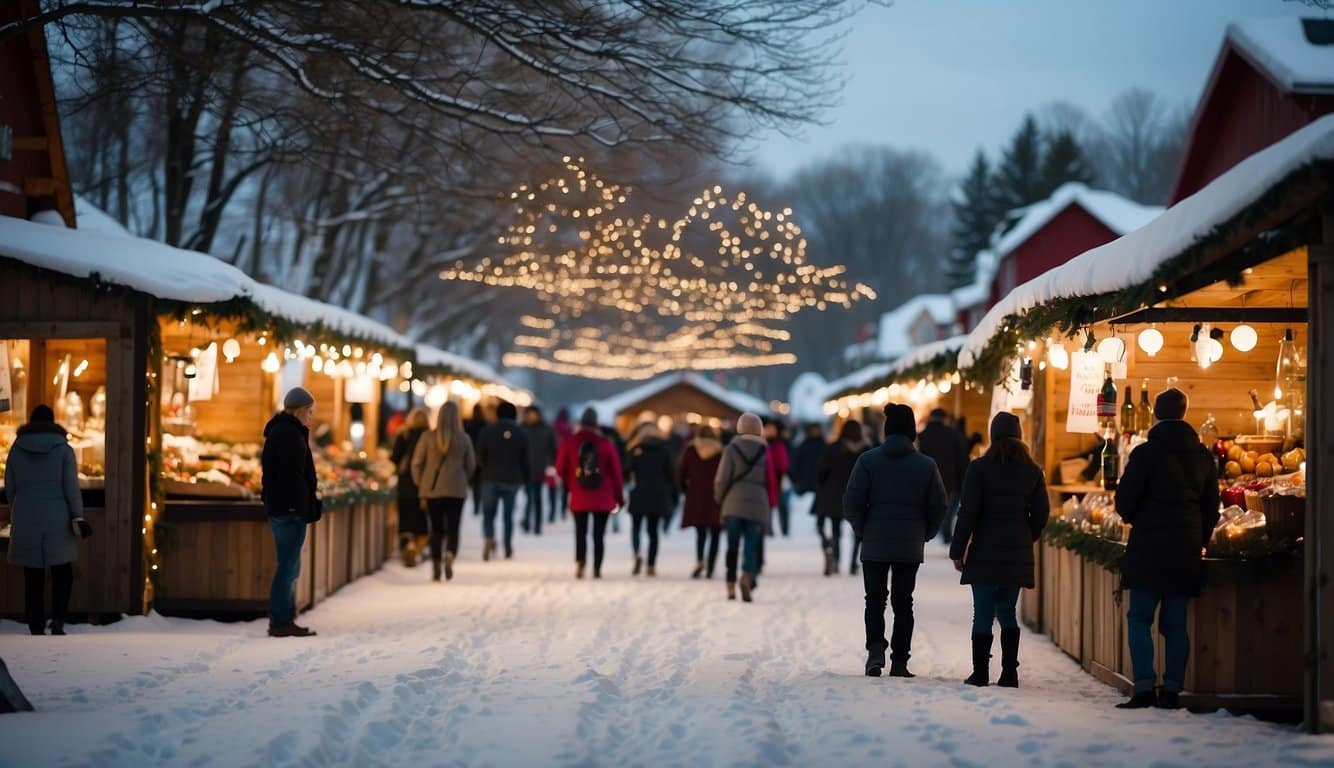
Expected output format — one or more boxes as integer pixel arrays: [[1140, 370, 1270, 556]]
[[261, 351, 281, 374], [222, 338, 242, 363], [1047, 340, 1070, 370]]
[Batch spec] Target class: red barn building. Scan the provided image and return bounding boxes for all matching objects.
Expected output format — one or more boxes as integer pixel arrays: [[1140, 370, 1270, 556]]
[[1171, 16, 1334, 203]]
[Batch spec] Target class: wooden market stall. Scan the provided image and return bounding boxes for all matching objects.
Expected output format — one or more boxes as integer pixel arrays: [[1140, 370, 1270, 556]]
[[589, 372, 773, 437], [953, 115, 1334, 721]]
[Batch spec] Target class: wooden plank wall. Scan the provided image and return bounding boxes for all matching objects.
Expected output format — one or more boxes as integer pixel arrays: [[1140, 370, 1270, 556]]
[[158, 320, 276, 444]]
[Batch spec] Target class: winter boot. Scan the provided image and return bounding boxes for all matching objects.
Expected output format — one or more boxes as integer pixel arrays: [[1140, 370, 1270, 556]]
[[739, 572, 754, 603], [444, 551, 455, 581], [646, 564, 656, 577], [965, 634, 993, 686], [1116, 690, 1158, 709], [823, 546, 834, 577], [403, 538, 420, 568], [727, 581, 737, 601], [691, 561, 705, 579], [49, 621, 66, 636], [633, 555, 644, 576], [576, 561, 586, 580], [1156, 689, 1181, 710], [849, 561, 859, 576], [865, 647, 886, 677], [432, 558, 442, 582], [997, 627, 1020, 687], [483, 539, 495, 562], [889, 661, 915, 678]]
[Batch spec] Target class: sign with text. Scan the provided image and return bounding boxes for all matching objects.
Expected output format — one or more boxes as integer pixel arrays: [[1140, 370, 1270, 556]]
[[0, 343, 11, 414], [1066, 350, 1103, 434]]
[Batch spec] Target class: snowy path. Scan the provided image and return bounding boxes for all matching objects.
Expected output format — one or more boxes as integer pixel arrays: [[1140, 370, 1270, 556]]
[[2, 498, 1333, 767]]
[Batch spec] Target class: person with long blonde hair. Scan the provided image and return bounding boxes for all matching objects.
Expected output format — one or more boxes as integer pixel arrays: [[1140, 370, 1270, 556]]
[[411, 401, 477, 581]]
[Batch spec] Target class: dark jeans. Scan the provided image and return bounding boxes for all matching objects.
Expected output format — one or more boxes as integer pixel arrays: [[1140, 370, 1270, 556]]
[[724, 517, 763, 583], [862, 561, 920, 663], [695, 527, 721, 574], [940, 490, 960, 543], [524, 482, 545, 534], [777, 488, 792, 536], [548, 483, 564, 522], [818, 516, 860, 569], [426, 496, 465, 562], [574, 511, 611, 573], [970, 584, 1021, 634], [269, 514, 307, 628], [482, 482, 521, 555], [630, 512, 660, 566], [24, 563, 73, 634], [1127, 589, 1190, 693]]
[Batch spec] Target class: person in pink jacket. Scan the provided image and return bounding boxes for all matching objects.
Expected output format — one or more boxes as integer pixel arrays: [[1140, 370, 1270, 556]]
[[556, 408, 625, 579]]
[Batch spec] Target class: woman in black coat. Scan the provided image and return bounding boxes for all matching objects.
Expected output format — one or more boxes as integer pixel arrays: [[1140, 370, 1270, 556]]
[[813, 420, 864, 576], [390, 407, 430, 565], [948, 412, 1049, 688], [625, 423, 677, 576]]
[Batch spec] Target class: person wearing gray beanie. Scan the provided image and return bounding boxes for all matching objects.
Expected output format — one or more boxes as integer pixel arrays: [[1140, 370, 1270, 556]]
[[261, 386, 321, 638], [282, 386, 315, 412]]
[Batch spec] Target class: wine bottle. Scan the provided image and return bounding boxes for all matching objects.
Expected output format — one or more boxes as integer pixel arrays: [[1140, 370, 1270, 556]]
[[1101, 422, 1119, 491], [1249, 388, 1264, 411], [1098, 366, 1117, 422], [1137, 379, 1152, 433], [1120, 385, 1135, 438]]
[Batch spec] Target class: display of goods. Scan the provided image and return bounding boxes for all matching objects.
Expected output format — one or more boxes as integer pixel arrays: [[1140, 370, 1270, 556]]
[[1262, 494, 1305, 542]]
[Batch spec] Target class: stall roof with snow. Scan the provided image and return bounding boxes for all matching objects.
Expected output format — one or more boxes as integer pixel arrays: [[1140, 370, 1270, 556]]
[[958, 114, 1334, 381], [586, 372, 772, 432], [826, 334, 968, 402]]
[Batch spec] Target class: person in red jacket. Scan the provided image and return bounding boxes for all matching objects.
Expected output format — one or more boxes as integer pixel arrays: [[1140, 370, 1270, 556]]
[[556, 407, 625, 579]]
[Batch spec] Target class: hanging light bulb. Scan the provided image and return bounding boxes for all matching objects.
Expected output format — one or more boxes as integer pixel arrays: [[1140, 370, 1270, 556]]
[[183, 361, 198, 379], [1230, 324, 1257, 352], [1047, 341, 1070, 370], [1096, 336, 1125, 364], [938, 378, 952, 394], [1137, 326, 1164, 356], [222, 338, 241, 363], [261, 351, 281, 374]]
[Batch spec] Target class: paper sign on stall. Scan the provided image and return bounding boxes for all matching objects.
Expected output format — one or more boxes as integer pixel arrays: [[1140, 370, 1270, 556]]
[[1066, 350, 1103, 434], [188, 342, 220, 402], [0, 343, 11, 414]]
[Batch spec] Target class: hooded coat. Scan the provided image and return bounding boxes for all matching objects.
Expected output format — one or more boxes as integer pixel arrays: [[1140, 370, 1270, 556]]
[[556, 427, 625, 513], [713, 434, 777, 524], [261, 411, 319, 520], [814, 439, 863, 520], [626, 430, 677, 518], [476, 419, 531, 485], [842, 435, 948, 563], [4, 422, 83, 568], [948, 454, 1049, 588], [677, 437, 723, 529], [1115, 419, 1220, 596]]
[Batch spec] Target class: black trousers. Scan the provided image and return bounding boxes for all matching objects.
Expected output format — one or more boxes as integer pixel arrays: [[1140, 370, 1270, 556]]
[[575, 512, 611, 573], [818, 516, 861, 569], [24, 564, 73, 634], [695, 527, 721, 575], [862, 561, 920, 662], [630, 512, 660, 566], [426, 497, 465, 562]]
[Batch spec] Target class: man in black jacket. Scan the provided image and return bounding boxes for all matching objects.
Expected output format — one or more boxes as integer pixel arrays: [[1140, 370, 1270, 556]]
[[917, 408, 969, 543], [477, 401, 531, 560], [261, 387, 320, 638], [1114, 388, 1219, 709], [521, 405, 559, 536], [844, 404, 948, 678]]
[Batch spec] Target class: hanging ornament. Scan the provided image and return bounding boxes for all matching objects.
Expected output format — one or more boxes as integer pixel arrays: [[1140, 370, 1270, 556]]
[[1137, 326, 1164, 356]]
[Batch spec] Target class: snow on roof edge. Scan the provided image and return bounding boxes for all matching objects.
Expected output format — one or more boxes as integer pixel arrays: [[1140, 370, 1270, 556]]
[[1227, 16, 1334, 95]]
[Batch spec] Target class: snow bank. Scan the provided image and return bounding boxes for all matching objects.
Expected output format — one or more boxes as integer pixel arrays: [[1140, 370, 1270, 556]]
[[959, 114, 1334, 370]]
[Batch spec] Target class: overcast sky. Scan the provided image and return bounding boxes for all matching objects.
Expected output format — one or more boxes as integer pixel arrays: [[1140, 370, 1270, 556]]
[[746, 0, 1316, 179]]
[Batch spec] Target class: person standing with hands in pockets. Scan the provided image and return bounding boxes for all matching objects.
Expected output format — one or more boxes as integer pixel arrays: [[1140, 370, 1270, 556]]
[[261, 387, 321, 638]]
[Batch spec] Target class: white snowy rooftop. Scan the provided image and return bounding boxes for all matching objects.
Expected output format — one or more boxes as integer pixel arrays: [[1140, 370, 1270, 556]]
[[991, 182, 1163, 262], [875, 294, 958, 360], [959, 113, 1334, 370], [1229, 17, 1334, 94], [826, 334, 967, 400], [586, 372, 772, 425]]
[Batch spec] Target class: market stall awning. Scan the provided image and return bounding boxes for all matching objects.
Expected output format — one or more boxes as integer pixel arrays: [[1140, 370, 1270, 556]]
[[958, 113, 1334, 380], [826, 334, 968, 402]]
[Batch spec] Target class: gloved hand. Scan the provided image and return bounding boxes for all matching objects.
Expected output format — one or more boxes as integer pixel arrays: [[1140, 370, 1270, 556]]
[[71, 517, 93, 539]]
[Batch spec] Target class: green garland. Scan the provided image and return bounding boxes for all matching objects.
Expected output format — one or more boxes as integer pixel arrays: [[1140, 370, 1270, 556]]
[[1043, 516, 1126, 573], [962, 162, 1333, 386]]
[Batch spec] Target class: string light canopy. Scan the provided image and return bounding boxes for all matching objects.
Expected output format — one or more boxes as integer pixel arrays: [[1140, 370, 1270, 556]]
[[439, 157, 875, 379]]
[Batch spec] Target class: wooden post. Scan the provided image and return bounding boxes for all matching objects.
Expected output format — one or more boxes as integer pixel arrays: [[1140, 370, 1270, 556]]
[[1309, 209, 1334, 732]]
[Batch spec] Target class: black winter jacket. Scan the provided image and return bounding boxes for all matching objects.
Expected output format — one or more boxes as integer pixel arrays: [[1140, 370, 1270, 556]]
[[791, 437, 825, 495], [626, 436, 678, 518], [261, 412, 319, 520], [476, 419, 531, 485], [390, 427, 426, 496], [948, 455, 1049, 588], [917, 420, 969, 493], [814, 440, 862, 520], [1115, 419, 1220, 596], [522, 421, 559, 484], [843, 435, 948, 563]]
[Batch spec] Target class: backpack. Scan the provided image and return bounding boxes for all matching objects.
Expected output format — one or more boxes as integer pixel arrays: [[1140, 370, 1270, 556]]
[[576, 439, 604, 490]]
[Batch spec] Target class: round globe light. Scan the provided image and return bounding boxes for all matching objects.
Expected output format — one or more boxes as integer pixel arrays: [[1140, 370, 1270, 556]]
[[1137, 327, 1164, 357], [222, 338, 241, 362], [1047, 343, 1070, 371], [1230, 324, 1258, 352], [1097, 336, 1126, 364]]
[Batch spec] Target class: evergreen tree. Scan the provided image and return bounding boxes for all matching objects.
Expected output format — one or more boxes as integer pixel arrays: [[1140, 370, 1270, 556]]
[[947, 150, 996, 290], [1039, 129, 1097, 198], [994, 114, 1045, 214]]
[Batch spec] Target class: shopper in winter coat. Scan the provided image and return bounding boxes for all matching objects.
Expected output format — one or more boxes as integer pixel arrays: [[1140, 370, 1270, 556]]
[[815, 420, 866, 576], [551, 407, 575, 521], [4, 405, 88, 636], [918, 408, 970, 543], [390, 407, 430, 566], [464, 404, 488, 515], [556, 408, 625, 579], [624, 423, 677, 576], [790, 423, 825, 497], [714, 413, 778, 602], [677, 426, 724, 579], [411, 401, 477, 582], [764, 420, 792, 538], [844, 403, 947, 678], [261, 387, 321, 638], [949, 412, 1049, 688], [521, 405, 559, 536], [1113, 388, 1219, 710], [476, 401, 530, 561]]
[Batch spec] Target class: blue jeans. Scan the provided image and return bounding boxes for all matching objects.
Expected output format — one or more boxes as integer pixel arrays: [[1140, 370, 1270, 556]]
[[970, 584, 1021, 634], [524, 482, 545, 534], [941, 491, 960, 542], [483, 483, 521, 555], [1127, 589, 1190, 693], [724, 517, 763, 583], [268, 515, 306, 628]]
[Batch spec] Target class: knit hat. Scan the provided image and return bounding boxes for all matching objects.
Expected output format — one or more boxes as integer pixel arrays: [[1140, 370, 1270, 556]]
[[496, 401, 517, 421], [737, 412, 764, 437], [1154, 387, 1188, 421], [29, 404, 55, 423], [282, 387, 315, 410], [580, 407, 600, 428], [883, 403, 916, 440], [990, 411, 1022, 442]]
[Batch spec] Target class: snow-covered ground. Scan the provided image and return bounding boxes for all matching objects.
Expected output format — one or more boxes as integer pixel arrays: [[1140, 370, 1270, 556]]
[[2, 496, 1332, 767]]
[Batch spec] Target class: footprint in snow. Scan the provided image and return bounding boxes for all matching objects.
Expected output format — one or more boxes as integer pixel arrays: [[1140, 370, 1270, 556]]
[[990, 713, 1029, 726]]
